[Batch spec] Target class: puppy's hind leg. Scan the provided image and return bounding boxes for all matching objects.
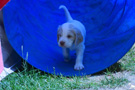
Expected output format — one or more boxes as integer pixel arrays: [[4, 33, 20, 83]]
[[63, 48, 70, 62]]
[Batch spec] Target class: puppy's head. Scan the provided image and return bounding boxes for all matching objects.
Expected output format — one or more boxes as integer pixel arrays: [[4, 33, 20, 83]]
[[57, 23, 83, 48]]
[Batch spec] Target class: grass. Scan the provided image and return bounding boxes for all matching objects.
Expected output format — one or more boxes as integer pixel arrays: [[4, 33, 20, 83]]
[[120, 46, 135, 71], [100, 75, 128, 88], [0, 65, 99, 90], [0, 45, 135, 90], [0, 62, 99, 90]]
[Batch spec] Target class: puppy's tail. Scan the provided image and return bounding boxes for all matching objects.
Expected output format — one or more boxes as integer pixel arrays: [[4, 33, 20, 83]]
[[59, 5, 73, 22]]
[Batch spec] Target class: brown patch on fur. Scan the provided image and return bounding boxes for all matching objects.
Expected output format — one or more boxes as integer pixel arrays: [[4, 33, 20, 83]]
[[68, 24, 83, 45], [57, 25, 63, 41], [75, 30, 83, 45], [69, 29, 76, 42]]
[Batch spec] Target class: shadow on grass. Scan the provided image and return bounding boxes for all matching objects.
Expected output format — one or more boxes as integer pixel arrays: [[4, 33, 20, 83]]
[[92, 62, 123, 76], [15, 60, 59, 78], [15, 60, 45, 74]]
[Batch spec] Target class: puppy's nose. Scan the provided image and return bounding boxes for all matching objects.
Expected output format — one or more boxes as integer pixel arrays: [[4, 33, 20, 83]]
[[60, 41, 65, 46]]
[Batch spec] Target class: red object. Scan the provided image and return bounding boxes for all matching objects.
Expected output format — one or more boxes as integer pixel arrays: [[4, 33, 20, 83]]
[[0, 0, 10, 10]]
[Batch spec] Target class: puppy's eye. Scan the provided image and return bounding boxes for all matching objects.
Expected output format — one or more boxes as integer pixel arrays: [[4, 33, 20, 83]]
[[67, 35, 72, 38]]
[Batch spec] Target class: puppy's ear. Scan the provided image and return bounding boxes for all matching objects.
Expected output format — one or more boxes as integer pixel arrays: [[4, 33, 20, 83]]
[[75, 29, 83, 46], [57, 25, 62, 41], [69, 24, 83, 46]]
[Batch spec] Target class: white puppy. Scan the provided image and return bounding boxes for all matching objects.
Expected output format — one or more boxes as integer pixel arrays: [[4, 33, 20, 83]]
[[57, 5, 86, 70]]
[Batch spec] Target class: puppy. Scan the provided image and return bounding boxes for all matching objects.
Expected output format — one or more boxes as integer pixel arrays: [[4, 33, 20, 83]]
[[57, 5, 86, 70]]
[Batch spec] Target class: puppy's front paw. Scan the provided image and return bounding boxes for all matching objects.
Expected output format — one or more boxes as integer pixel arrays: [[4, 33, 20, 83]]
[[74, 63, 84, 70]]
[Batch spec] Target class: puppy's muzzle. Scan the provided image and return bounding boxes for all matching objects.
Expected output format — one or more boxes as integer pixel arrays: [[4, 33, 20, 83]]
[[60, 41, 65, 46]]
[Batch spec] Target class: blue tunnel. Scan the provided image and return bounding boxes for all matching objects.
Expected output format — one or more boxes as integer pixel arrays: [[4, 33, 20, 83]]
[[3, 0, 135, 76]]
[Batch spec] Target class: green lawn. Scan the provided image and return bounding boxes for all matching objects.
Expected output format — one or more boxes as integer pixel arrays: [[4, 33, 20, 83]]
[[0, 45, 135, 90]]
